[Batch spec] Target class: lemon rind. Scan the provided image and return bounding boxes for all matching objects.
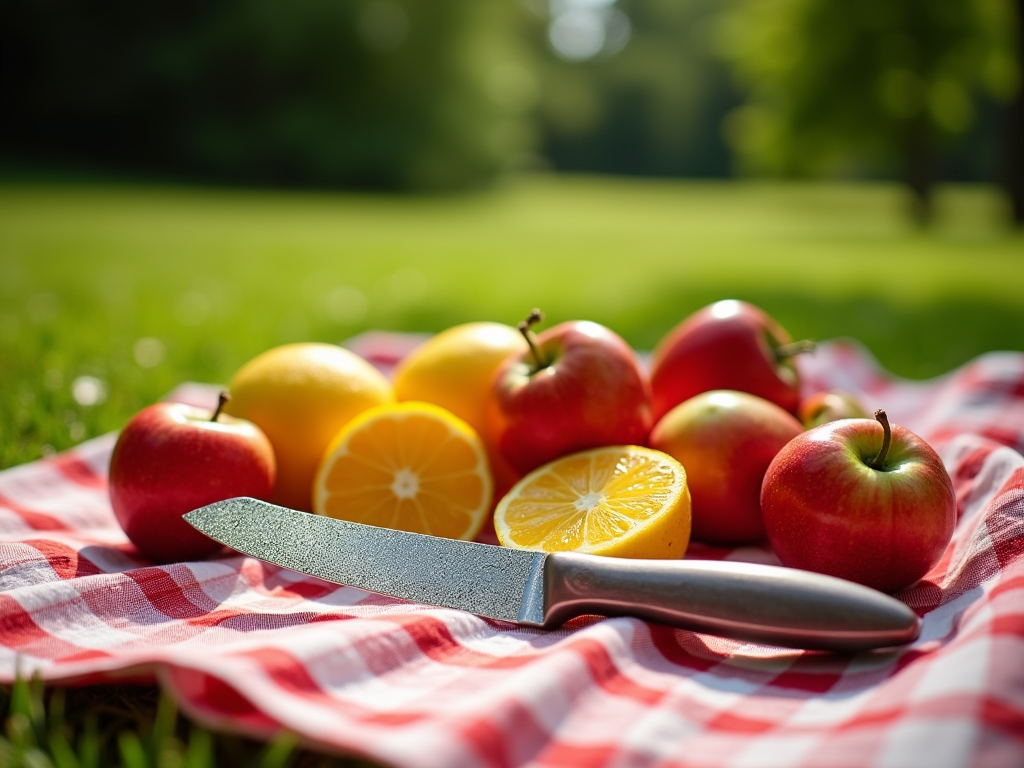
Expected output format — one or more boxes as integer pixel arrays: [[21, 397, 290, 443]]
[[493, 445, 688, 556]]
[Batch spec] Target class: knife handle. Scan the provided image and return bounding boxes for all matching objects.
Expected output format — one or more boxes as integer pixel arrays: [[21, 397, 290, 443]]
[[540, 552, 920, 652]]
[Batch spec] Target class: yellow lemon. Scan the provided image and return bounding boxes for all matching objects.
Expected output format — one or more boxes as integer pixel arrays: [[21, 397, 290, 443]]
[[494, 446, 691, 559], [392, 321, 524, 495], [313, 402, 492, 540], [225, 342, 393, 511]]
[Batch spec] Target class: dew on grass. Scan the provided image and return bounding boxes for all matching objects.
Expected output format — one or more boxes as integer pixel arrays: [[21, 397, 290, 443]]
[[134, 337, 165, 368], [72, 376, 108, 407]]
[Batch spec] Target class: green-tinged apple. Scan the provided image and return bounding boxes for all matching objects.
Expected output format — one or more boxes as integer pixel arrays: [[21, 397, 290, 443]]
[[650, 300, 814, 422], [761, 410, 956, 593], [109, 393, 276, 564], [488, 310, 652, 475], [649, 390, 803, 545], [799, 390, 869, 429]]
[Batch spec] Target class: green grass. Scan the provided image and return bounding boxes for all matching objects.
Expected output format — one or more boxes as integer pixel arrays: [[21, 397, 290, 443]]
[[1, 174, 1023, 764], [2, 174, 1022, 469], [0, 672, 374, 768]]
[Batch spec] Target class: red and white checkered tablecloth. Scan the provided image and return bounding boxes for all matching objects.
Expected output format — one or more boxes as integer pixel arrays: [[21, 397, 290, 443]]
[[2, 335, 1024, 768]]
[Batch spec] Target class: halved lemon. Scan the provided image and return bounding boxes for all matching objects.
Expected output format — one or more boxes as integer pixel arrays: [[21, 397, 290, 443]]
[[312, 402, 493, 540], [494, 446, 691, 559]]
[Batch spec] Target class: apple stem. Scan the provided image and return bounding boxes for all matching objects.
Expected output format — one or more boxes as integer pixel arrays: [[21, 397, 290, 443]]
[[869, 409, 892, 469], [211, 391, 230, 423], [775, 339, 816, 361], [518, 308, 548, 369]]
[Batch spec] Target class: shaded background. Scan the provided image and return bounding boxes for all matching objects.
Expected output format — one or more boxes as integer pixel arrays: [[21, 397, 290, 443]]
[[2, 0, 1022, 219]]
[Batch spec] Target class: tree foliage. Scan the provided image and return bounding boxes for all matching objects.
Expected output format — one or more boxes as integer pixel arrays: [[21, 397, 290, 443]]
[[719, 0, 1021, 220], [0, 0, 536, 190], [538, 0, 739, 178]]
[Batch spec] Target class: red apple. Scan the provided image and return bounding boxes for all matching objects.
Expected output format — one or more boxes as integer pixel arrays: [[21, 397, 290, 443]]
[[649, 300, 813, 423], [650, 390, 803, 545], [798, 390, 869, 429], [488, 311, 652, 475], [761, 410, 956, 593], [109, 393, 276, 564]]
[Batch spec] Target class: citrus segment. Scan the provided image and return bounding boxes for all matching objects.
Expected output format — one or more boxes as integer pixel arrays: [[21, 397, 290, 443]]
[[494, 446, 691, 559], [313, 402, 493, 541], [392, 322, 525, 497]]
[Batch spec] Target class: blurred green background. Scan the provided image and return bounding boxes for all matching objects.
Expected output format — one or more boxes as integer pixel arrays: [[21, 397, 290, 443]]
[[4, 0, 1021, 208], [2, 0, 1023, 469], [1, 3, 1023, 763]]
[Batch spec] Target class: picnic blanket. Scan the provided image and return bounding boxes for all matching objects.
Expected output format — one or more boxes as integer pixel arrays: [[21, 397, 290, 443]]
[[2, 335, 1023, 768]]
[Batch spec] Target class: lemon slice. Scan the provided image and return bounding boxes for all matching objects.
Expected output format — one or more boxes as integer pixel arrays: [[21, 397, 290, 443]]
[[313, 402, 493, 540], [494, 446, 691, 559]]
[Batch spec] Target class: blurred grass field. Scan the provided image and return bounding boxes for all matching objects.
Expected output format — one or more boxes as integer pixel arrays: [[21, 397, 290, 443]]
[[2, 174, 1023, 470]]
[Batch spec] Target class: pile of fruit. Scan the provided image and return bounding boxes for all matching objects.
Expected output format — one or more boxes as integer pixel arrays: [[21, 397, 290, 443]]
[[108, 300, 956, 594]]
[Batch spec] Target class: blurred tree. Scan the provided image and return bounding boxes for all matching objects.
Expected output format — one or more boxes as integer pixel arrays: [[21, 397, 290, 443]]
[[719, 0, 1021, 224], [1008, 0, 1024, 224], [535, 0, 739, 178], [0, 0, 537, 190]]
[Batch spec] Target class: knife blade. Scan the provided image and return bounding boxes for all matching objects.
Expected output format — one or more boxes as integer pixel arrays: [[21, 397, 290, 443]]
[[184, 497, 920, 652]]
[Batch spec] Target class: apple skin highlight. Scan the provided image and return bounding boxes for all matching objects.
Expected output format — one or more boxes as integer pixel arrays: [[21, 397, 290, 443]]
[[109, 402, 276, 564], [488, 320, 652, 476], [651, 390, 803, 546], [761, 416, 956, 593], [650, 299, 806, 423]]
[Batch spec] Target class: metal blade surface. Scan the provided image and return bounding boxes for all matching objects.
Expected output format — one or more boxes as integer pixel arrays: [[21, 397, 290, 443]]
[[185, 497, 548, 625]]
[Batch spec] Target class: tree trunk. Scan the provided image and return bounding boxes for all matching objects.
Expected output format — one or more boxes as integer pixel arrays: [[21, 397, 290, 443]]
[[903, 111, 934, 226], [1006, 0, 1024, 227]]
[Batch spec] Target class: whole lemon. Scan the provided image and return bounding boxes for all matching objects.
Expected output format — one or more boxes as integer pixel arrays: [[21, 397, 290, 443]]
[[225, 342, 393, 511], [392, 321, 524, 496]]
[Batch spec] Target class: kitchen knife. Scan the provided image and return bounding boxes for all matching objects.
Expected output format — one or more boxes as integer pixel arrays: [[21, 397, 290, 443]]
[[184, 497, 920, 652]]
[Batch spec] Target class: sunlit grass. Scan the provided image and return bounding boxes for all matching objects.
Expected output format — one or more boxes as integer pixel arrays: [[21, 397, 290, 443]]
[[2, 675, 227, 767], [0, 671, 374, 768], [2, 175, 1022, 469]]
